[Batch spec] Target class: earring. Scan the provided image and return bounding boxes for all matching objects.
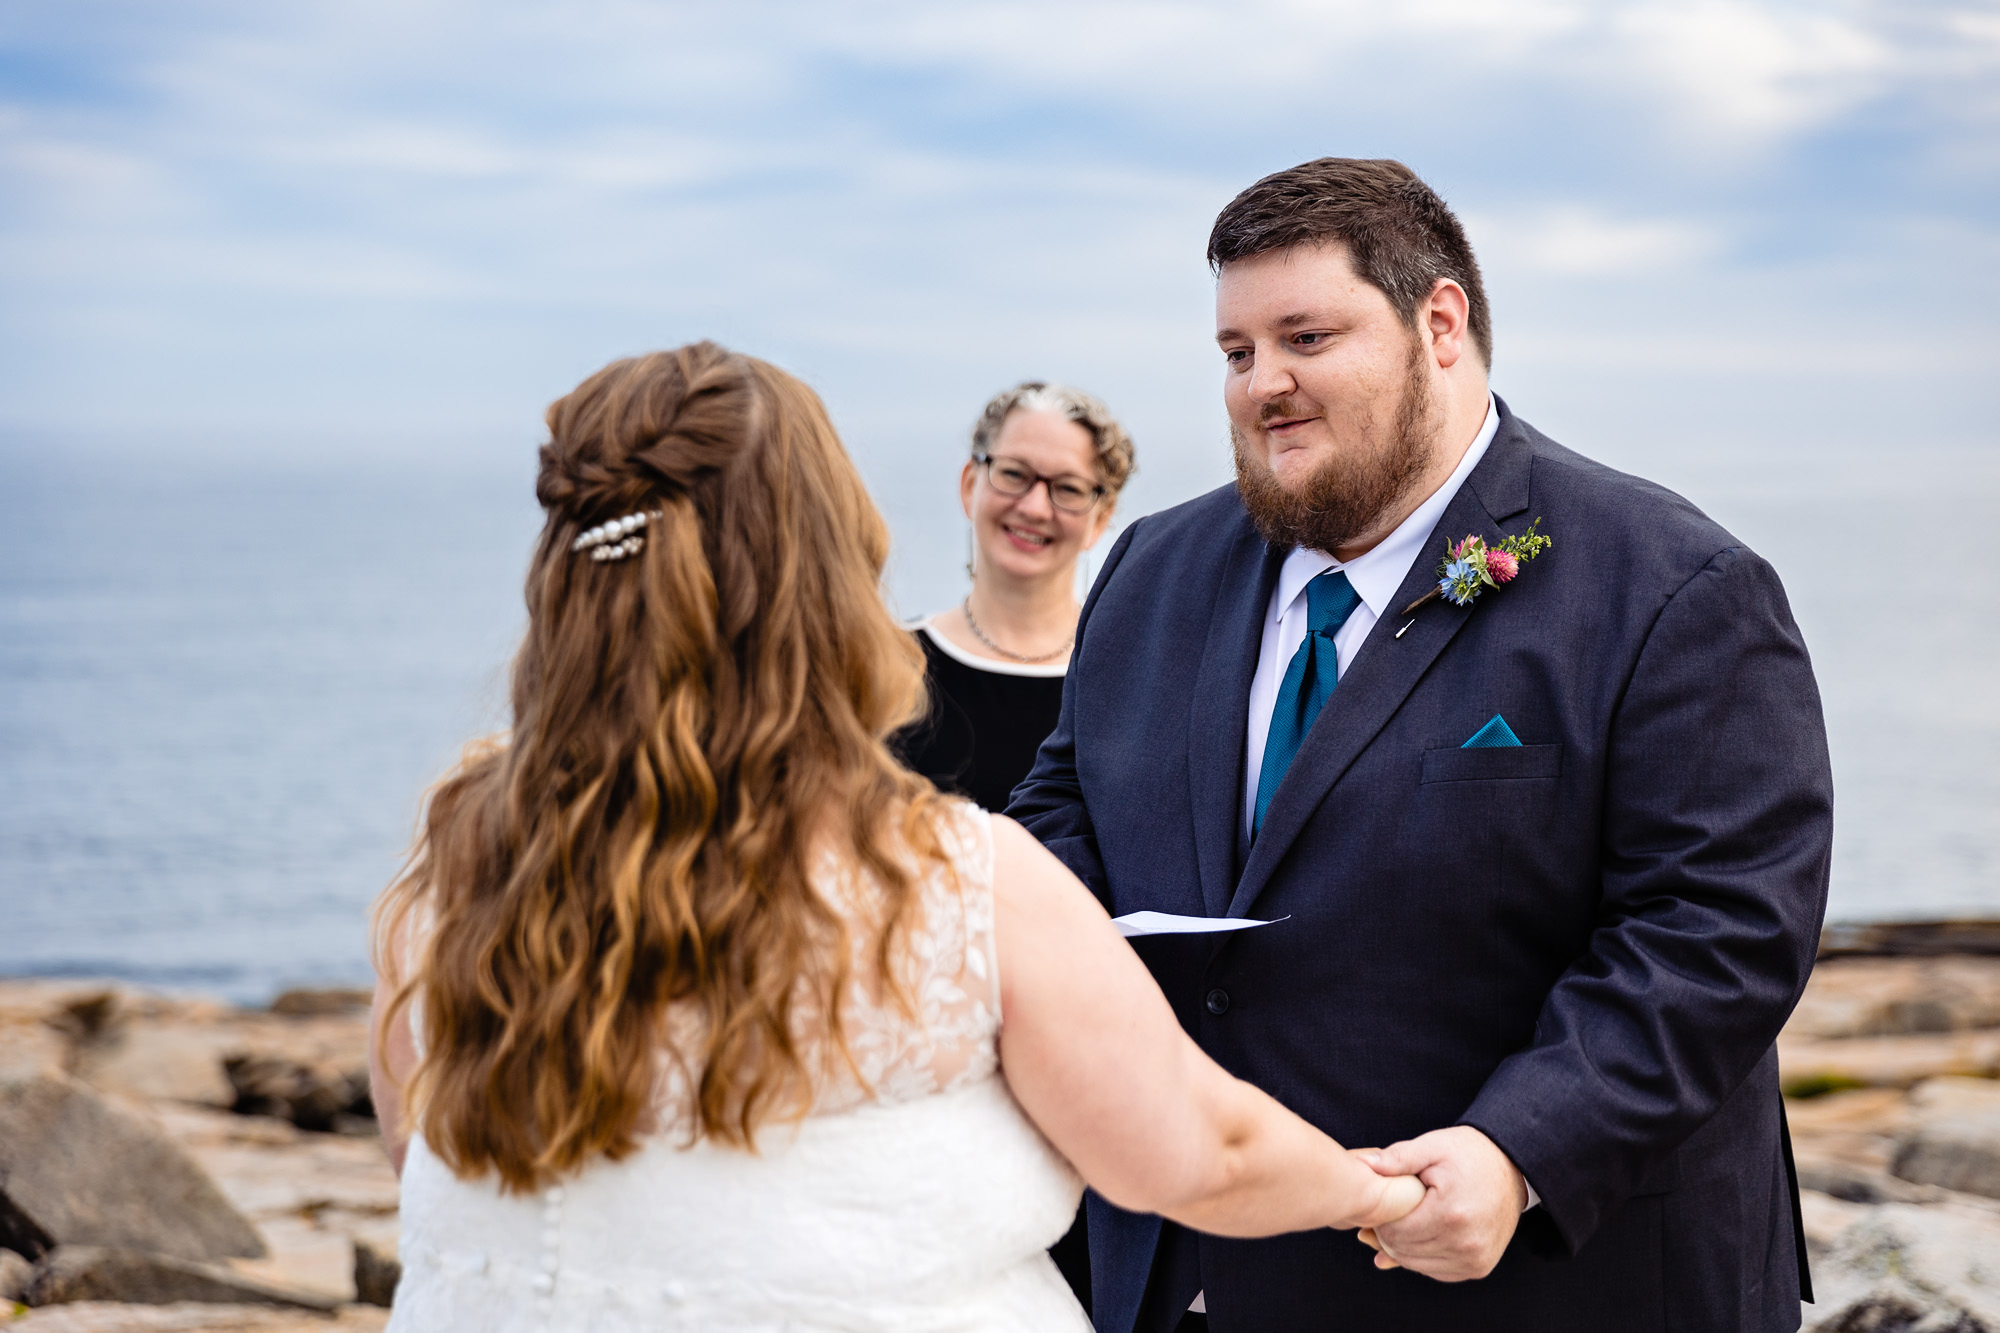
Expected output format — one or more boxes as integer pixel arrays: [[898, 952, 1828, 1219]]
[[964, 524, 976, 583]]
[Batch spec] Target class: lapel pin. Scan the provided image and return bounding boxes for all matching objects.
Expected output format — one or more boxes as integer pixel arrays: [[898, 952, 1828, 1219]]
[[1394, 619, 1415, 639]]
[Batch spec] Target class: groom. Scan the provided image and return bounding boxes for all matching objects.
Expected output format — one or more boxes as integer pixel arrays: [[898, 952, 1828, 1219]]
[[1009, 158, 1833, 1332]]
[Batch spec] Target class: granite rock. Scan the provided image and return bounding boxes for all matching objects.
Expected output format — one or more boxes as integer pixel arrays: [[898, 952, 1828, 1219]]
[[1779, 1031, 2000, 1094], [143, 1103, 399, 1304], [1892, 1078, 2000, 1201], [2, 1247, 35, 1303], [0, 1022, 68, 1085], [1803, 1201, 2000, 1331], [267, 990, 370, 1018], [222, 1055, 371, 1134], [351, 1240, 399, 1309], [1, 1185, 59, 1264], [23, 1248, 338, 1312], [1786, 1088, 1959, 1215], [0, 1074, 264, 1263], [1790, 957, 2000, 1040], [70, 1025, 236, 1109], [4, 1302, 388, 1331], [1821, 922, 2000, 959]]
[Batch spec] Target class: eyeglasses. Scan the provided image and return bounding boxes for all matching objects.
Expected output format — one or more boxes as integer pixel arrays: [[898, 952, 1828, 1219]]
[[973, 453, 1106, 514]]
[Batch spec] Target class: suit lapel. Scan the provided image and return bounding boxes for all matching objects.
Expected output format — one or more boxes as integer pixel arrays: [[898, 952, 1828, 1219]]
[[1227, 407, 1536, 918], [1188, 513, 1283, 918]]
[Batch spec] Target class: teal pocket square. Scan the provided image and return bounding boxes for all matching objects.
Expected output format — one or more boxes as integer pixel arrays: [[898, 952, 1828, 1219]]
[[1462, 714, 1522, 748]]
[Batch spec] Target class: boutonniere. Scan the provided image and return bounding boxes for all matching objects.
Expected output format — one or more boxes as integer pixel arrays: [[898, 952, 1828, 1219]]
[[1400, 518, 1552, 618]]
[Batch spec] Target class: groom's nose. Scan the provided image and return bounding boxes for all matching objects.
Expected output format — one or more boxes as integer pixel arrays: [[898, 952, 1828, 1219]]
[[1246, 353, 1297, 404]]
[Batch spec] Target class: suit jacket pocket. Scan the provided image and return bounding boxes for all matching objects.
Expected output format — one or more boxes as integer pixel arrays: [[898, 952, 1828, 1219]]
[[1420, 743, 1563, 784]]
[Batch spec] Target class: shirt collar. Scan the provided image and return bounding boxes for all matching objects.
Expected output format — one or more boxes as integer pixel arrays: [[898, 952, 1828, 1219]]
[[1271, 394, 1501, 624]]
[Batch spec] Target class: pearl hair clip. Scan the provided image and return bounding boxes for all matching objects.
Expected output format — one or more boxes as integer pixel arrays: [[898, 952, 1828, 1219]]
[[571, 509, 666, 562]]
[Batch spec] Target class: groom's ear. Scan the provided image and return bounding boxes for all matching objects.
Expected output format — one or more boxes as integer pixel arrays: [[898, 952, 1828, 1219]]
[[1424, 278, 1472, 370]]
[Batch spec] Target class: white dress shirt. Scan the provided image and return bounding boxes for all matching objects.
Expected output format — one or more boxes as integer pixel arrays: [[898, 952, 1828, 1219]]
[[1241, 396, 1500, 840], [1227, 393, 1542, 1220]]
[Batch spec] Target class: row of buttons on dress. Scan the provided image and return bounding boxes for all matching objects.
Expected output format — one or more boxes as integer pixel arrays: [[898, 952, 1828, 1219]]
[[533, 1182, 691, 1320], [431, 1184, 703, 1323], [534, 1183, 562, 1322]]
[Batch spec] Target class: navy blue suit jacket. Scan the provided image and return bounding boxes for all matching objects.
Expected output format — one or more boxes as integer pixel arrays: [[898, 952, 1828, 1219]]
[[1009, 402, 1833, 1333]]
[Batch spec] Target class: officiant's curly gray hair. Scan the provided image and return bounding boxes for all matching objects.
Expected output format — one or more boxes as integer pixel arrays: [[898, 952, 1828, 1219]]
[[1208, 157, 1493, 367], [970, 381, 1136, 497]]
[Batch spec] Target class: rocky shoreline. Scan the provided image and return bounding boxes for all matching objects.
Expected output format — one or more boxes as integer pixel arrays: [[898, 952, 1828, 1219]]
[[1, 983, 394, 1331], [2, 926, 1998, 1330]]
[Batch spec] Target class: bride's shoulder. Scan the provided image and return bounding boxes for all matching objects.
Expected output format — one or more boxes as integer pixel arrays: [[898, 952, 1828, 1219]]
[[983, 812, 1071, 894], [890, 798, 994, 943], [927, 797, 995, 873]]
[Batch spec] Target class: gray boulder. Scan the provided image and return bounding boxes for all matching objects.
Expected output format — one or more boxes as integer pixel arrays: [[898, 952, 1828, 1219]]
[[352, 1239, 400, 1308], [1805, 1200, 2000, 1332], [72, 1022, 237, 1108], [223, 1054, 372, 1134], [0, 1247, 33, 1303], [1, 1183, 57, 1262], [1892, 1078, 2000, 1201], [25, 1246, 339, 1310], [267, 988, 371, 1018], [0, 1073, 264, 1262]]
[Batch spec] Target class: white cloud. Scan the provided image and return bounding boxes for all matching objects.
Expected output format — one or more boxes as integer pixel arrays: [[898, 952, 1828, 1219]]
[[0, 0, 1991, 475], [777, 0, 1958, 153], [1469, 206, 1721, 277], [1613, 0, 1888, 140], [270, 125, 525, 179], [0, 129, 189, 220]]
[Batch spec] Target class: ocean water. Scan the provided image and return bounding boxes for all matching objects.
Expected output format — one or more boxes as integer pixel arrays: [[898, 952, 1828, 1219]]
[[3, 442, 1996, 1003], [1, 451, 539, 1001]]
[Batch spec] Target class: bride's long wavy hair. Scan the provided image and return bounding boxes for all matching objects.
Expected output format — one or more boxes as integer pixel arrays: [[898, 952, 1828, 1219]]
[[374, 343, 950, 1192]]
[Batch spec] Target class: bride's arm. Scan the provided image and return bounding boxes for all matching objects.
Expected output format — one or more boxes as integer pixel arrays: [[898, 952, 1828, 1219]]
[[990, 816, 1422, 1238], [367, 921, 420, 1176]]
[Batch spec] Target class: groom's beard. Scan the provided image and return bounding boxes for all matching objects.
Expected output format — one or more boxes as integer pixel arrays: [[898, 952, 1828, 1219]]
[[1234, 335, 1438, 556]]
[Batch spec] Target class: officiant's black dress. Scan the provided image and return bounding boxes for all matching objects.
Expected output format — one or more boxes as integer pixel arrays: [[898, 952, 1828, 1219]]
[[891, 619, 1089, 1314], [894, 622, 1066, 815]]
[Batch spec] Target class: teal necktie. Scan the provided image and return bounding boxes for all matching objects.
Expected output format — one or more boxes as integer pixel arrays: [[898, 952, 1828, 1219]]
[[1253, 569, 1361, 836]]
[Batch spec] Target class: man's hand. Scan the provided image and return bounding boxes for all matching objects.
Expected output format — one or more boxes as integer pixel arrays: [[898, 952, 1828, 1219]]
[[1354, 1126, 1526, 1282]]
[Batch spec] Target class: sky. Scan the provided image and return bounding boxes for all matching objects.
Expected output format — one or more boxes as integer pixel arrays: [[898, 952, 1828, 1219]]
[[5, 3, 1997, 543], [3, 1, 1999, 924]]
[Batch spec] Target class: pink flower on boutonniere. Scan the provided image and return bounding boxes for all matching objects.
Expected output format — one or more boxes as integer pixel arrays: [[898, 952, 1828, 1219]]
[[1401, 518, 1552, 616]]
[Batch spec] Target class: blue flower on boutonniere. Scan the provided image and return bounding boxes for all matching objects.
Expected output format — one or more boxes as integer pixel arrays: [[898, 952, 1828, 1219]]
[[1401, 518, 1552, 617]]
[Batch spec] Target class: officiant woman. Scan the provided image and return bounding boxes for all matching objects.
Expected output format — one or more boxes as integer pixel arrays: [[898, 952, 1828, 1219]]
[[896, 381, 1133, 811], [893, 380, 1134, 1309]]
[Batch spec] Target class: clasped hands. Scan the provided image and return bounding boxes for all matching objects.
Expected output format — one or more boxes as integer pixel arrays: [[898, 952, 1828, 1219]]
[[1347, 1126, 1528, 1283]]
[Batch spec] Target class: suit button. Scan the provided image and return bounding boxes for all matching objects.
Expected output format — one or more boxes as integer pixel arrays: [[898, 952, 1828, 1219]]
[[1205, 988, 1230, 1015]]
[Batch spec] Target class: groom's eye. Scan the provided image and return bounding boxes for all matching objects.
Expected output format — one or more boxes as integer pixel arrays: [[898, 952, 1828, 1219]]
[[1293, 332, 1327, 347]]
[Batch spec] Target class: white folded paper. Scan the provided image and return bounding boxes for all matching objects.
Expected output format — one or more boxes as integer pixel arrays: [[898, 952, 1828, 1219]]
[[1111, 911, 1290, 938]]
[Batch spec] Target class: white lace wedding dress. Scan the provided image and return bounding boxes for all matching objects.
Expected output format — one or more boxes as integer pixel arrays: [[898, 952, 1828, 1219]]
[[388, 804, 1090, 1332]]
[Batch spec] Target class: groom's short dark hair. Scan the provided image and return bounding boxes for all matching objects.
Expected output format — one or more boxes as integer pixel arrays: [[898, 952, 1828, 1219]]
[[1208, 158, 1492, 365]]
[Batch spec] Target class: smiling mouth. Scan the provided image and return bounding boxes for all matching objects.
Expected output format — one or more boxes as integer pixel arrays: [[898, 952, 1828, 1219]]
[[1002, 523, 1054, 548]]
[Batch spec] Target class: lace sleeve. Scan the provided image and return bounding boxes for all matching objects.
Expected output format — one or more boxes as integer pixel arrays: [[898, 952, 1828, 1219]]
[[942, 801, 1002, 1017], [822, 800, 1004, 1110], [644, 801, 1007, 1124]]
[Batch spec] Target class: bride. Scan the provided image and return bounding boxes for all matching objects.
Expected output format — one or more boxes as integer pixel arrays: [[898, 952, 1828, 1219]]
[[368, 342, 1422, 1331]]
